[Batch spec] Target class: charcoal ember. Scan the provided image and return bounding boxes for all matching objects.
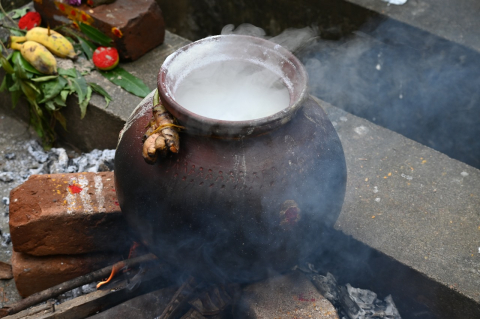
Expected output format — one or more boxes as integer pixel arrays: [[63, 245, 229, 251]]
[[189, 285, 233, 316], [2, 197, 10, 206], [57, 282, 98, 303], [2, 197, 9, 216], [27, 141, 49, 163], [4, 153, 15, 160], [339, 285, 364, 319], [298, 264, 402, 319], [180, 308, 207, 319], [347, 284, 377, 311], [384, 295, 402, 318], [71, 149, 115, 173], [159, 277, 197, 319], [48, 148, 69, 174], [310, 272, 340, 302], [0, 172, 14, 183]]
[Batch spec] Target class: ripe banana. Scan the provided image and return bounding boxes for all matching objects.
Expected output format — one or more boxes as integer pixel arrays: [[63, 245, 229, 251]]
[[10, 41, 58, 75], [11, 27, 77, 59]]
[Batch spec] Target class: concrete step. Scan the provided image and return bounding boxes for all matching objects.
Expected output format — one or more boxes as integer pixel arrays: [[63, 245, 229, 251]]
[[346, 0, 480, 54]]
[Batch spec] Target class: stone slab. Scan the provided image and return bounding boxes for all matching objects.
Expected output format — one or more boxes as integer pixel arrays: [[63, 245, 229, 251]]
[[33, 0, 165, 61], [314, 96, 480, 313], [346, 0, 480, 53], [239, 271, 338, 319], [9, 172, 133, 256], [11, 251, 121, 298]]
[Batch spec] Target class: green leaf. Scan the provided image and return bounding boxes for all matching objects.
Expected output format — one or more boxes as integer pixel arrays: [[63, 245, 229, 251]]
[[11, 7, 29, 19], [12, 51, 42, 76], [0, 74, 9, 92], [12, 52, 29, 80], [79, 86, 92, 119], [10, 29, 26, 37], [19, 81, 38, 101], [11, 90, 21, 108], [53, 111, 67, 131], [31, 75, 58, 82], [45, 100, 56, 111], [53, 95, 66, 107], [58, 68, 77, 78], [60, 89, 70, 102], [100, 67, 151, 98], [79, 22, 112, 47], [89, 82, 112, 107], [38, 77, 67, 103], [77, 37, 96, 60], [1, 57, 15, 74], [8, 81, 20, 92], [70, 70, 88, 103]]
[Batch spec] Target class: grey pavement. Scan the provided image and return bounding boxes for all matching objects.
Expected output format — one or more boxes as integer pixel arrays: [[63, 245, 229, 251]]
[[346, 0, 480, 53]]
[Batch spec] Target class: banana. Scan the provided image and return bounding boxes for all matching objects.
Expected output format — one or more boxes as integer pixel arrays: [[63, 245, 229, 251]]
[[11, 41, 57, 75], [11, 27, 77, 59]]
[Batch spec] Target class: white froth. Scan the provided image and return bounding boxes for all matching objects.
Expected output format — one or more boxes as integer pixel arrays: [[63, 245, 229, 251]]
[[173, 60, 291, 121]]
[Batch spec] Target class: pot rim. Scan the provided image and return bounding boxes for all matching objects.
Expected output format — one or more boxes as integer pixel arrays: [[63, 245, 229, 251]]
[[157, 34, 308, 138]]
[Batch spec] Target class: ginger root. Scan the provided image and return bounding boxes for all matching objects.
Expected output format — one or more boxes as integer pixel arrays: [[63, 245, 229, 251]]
[[142, 89, 182, 163]]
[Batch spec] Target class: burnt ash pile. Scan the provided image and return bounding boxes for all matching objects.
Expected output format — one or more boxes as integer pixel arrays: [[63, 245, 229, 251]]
[[297, 264, 401, 319]]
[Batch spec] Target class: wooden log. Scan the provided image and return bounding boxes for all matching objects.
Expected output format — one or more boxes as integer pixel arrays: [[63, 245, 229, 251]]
[[0, 254, 158, 318]]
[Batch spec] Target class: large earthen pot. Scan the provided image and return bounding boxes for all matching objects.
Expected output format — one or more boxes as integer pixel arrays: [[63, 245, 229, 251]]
[[114, 35, 346, 282]]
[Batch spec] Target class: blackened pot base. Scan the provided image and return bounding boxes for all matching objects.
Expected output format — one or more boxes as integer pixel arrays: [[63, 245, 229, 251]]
[[115, 95, 346, 283]]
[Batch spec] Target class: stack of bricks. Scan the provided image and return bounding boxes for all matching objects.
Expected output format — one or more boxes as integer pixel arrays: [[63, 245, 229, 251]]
[[9, 172, 134, 297]]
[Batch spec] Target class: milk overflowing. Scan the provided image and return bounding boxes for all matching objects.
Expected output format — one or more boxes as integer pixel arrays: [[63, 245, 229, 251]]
[[173, 60, 291, 121]]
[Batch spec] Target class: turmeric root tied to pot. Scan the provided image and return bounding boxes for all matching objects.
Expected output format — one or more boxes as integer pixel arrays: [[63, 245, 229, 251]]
[[142, 90, 182, 164]]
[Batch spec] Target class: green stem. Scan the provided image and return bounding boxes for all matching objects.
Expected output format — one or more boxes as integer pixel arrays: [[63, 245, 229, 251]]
[[0, 2, 18, 28], [0, 24, 25, 33], [0, 38, 8, 53]]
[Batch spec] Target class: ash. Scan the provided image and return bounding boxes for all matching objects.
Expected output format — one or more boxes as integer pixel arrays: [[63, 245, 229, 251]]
[[1, 139, 115, 244], [297, 263, 402, 319], [55, 282, 98, 304]]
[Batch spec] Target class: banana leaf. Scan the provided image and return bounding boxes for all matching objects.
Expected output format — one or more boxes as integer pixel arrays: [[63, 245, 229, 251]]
[[79, 22, 112, 47], [100, 67, 150, 98], [89, 82, 112, 107]]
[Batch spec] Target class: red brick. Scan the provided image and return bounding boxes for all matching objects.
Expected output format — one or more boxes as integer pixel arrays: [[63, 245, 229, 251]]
[[33, 0, 165, 61], [12, 251, 121, 297], [9, 172, 132, 256]]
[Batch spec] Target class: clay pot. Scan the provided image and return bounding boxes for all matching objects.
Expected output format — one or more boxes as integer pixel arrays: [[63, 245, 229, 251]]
[[114, 35, 346, 282]]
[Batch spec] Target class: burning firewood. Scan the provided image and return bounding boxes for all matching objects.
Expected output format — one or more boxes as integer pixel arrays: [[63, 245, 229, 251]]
[[180, 308, 207, 319], [158, 276, 198, 319], [142, 89, 183, 163], [188, 285, 235, 316], [0, 253, 159, 317]]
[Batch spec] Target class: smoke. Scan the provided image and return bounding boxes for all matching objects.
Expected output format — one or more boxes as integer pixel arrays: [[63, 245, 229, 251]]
[[297, 18, 480, 169], [221, 23, 318, 53], [219, 21, 480, 169]]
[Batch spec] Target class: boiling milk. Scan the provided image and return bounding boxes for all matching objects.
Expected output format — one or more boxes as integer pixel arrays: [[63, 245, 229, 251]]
[[174, 60, 291, 121]]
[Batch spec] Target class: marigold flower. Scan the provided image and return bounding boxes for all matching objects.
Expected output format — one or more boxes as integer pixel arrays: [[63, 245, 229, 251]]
[[111, 27, 123, 38]]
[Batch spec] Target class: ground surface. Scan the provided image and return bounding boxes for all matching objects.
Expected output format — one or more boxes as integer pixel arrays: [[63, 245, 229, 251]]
[[0, 107, 33, 306]]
